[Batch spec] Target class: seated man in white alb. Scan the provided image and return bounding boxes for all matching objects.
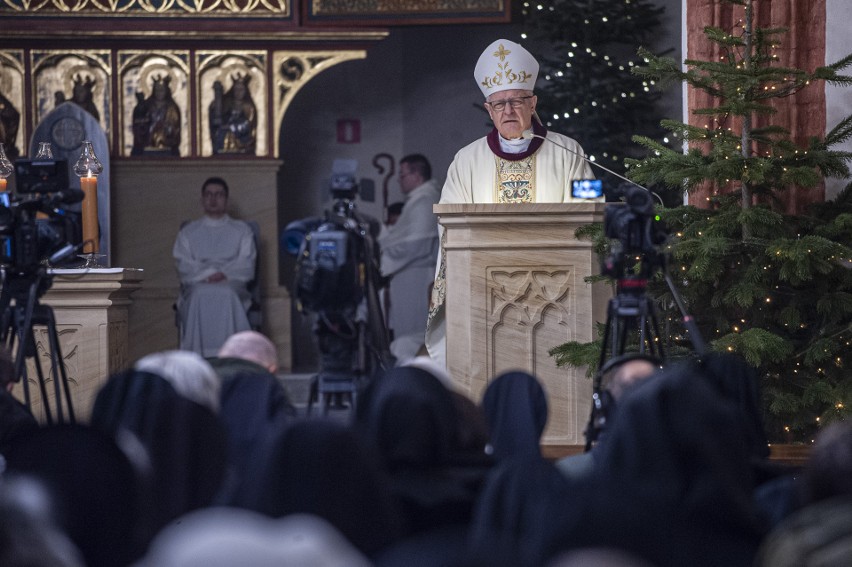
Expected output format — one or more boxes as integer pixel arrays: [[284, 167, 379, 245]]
[[173, 177, 257, 357]]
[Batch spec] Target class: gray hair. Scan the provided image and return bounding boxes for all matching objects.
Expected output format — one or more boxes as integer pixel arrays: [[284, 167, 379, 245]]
[[135, 350, 220, 414]]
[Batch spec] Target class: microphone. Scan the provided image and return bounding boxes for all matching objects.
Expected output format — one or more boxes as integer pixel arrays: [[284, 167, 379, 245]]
[[48, 242, 84, 265], [521, 129, 663, 205]]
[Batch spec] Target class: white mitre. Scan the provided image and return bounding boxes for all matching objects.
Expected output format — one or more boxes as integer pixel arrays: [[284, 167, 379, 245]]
[[474, 39, 539, 98]]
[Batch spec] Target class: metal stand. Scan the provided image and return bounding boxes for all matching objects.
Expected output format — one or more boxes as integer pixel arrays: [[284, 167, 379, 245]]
[[0, 270, 75, 424], [306, 241, 394, 416], [77, 253, 106, 269], [583, 269, 706, 450]]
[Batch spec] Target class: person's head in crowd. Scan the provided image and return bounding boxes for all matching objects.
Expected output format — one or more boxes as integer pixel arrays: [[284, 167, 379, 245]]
[[356, 365, 460, 471], [354, 365, 491, 538], [756, 498, 852, 567], [201, 176, 229, 219], [586, 353, 660, 447], [2, 424, 146, 567], [90, 367, 228, 536], [0, 474, 85, 567], [135, 350, 221, 414], [217, 330, 278, 374], [386, 201, 404, 226], [232, 418, 401, 557], [481, 370, 548, 461], [546, 547, 657, 567], [699, 352, 770, 461], [398, 154, 431, 195], [800, 419, 852, 505], [475, 39, 539, 140], [139, 510, 372, 567], [599, 353, 660, 402], [571, 358, 767, 566]]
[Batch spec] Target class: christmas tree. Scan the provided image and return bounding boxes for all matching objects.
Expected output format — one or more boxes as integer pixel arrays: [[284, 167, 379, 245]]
[[520, 0, 677, 200], [552, 0, 852, 442]]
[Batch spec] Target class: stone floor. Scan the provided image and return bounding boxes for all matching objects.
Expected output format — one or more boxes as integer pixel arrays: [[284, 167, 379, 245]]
[[277, 372, 355, 420]]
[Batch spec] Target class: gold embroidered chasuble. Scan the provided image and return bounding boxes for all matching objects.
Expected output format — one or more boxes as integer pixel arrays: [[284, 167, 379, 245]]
[[495, 155, 536, 203]]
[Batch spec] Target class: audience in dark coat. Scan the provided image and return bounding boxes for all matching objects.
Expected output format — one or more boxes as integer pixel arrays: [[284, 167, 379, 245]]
[[233, 418, 401, 558], [481, 370, 548, 461], [89, 367, 228, 537], [2, 424, 145, 566]]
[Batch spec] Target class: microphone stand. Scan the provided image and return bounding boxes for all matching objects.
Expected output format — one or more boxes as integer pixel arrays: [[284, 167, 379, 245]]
[[521, 129, 664, 206]]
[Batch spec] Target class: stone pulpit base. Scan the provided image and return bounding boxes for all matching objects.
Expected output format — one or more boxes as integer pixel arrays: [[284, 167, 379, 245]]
[[436, 202, 609, 447], [10, 268, 142, 423]]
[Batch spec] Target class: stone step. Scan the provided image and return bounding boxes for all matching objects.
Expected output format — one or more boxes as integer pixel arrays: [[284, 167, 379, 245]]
[[277, 372, 315, 407]]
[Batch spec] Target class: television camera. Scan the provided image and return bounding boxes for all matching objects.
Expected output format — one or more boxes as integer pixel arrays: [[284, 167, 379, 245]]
[[0, 158, 84, 424], [283, 166, 393, 412], [0, 159, 83, 275], [584, 182, 706, 449]]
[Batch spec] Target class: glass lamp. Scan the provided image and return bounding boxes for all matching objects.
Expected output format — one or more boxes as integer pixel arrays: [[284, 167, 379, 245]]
[[73, 141, 104, 267]]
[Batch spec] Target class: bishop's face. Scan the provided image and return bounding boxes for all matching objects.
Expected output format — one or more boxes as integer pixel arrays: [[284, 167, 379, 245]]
[[485, 89, 537, 140]]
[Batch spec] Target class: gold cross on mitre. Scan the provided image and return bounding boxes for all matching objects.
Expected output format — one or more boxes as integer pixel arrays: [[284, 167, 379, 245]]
[[493, 44, 511, 61]]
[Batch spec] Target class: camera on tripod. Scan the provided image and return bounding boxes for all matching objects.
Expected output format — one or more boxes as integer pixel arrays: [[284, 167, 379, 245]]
[[0, 158, 84, 424], [583, 181, 705, 449], [285, 171, 376, 315], [283, 163, 392, 412], [0, 159, 83, 275], [601, 183, 669, 281]]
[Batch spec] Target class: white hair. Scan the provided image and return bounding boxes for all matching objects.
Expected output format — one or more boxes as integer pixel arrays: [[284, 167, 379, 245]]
[[134, 350, 220, 414]]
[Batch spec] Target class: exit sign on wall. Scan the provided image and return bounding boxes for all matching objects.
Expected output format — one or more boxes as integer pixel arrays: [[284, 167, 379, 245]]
[[337, 119, 360, 143]]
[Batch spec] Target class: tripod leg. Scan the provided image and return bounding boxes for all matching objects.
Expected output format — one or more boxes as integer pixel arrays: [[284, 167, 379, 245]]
[[26, 330, 54, 426], [647, 301, 666, 361], [9, 331, 33, 410], [45, 310, 75, 423]]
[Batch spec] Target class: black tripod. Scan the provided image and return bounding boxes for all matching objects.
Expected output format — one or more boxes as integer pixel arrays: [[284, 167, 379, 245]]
[[0, 268, 75, 424], [584, 265, 706, 450]]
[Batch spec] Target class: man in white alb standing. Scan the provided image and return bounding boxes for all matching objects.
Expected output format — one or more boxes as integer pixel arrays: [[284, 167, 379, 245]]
[[378, 154, 441, 362]]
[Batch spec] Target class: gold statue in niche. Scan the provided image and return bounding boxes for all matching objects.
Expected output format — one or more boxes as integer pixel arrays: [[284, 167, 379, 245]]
[[209, 73, 257, 154], [131, 74, 181, 155], [56, 73, 100, 122]]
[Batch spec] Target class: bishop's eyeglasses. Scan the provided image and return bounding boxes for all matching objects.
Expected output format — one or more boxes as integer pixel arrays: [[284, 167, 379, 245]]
[[485, 96, 534, 112]]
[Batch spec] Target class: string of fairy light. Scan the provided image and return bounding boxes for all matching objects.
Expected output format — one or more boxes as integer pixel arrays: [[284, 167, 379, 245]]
[[523, 2, 850, 439], [520, 0, 675, 165]]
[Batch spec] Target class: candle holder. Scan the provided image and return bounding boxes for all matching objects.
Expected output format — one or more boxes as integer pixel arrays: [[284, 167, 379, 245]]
[[0, 143, 12, 192], [73, 141, 105, 268]]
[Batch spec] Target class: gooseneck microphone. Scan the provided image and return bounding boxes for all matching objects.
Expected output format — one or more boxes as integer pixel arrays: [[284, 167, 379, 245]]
[[521, 129, 663, 205]]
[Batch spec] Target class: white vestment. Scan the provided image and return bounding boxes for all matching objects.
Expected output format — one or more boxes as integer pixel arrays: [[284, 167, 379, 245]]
[[424, 125, 597, 368], [173, 215, 257, 357], [378, 179, 441, 362]]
